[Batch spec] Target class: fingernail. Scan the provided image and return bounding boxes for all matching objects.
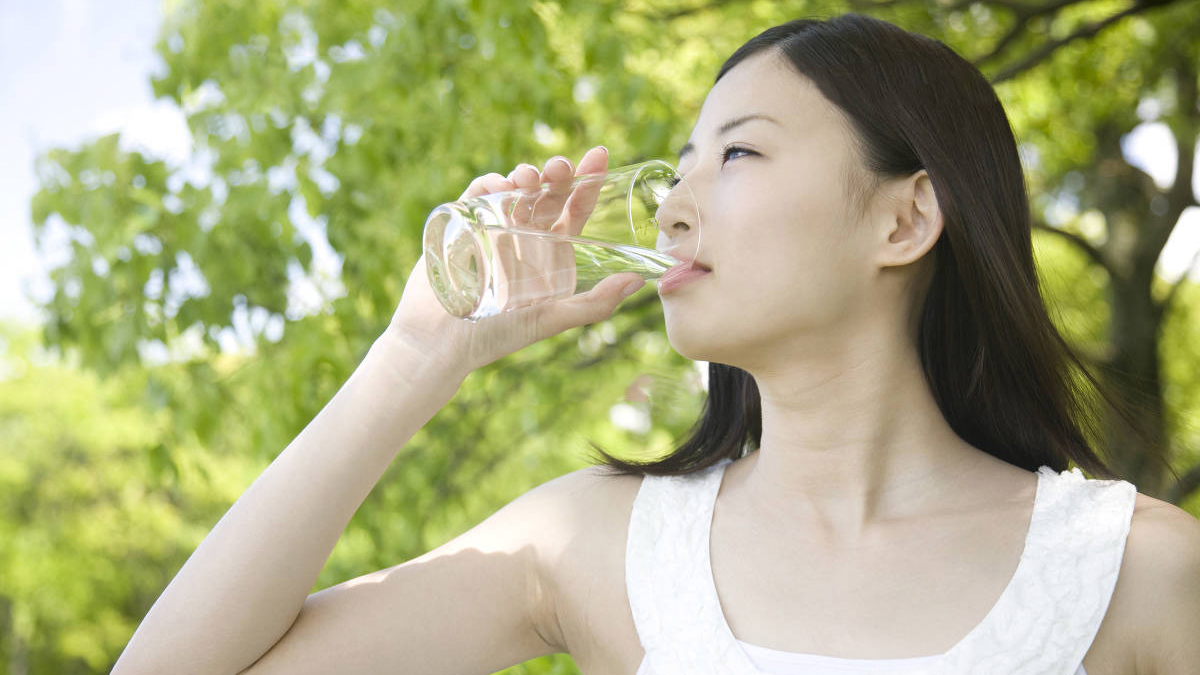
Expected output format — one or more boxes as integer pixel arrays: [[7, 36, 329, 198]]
[[621, 280, 644, 298], [552, 156, 572, 171], [597, 145, 609, 154]]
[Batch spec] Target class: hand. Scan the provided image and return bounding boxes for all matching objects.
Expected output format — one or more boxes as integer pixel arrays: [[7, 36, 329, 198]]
[[383, 146, 646, 377], [492, 147, 607, 310]]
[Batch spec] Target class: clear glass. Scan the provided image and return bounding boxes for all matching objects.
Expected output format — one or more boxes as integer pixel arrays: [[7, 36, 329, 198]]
[[422, 160, 700, 321]]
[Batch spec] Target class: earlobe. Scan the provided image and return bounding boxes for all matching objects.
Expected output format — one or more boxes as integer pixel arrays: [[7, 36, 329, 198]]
[[881, 171, 943, 267]]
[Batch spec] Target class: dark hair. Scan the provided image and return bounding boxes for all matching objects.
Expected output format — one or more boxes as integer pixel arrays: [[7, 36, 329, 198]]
[[589, 14, 1131, 480]]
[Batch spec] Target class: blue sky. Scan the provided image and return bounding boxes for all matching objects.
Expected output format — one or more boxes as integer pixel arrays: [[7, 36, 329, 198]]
[[1, 0, 1197, 331], [0, 0, 189, 326]]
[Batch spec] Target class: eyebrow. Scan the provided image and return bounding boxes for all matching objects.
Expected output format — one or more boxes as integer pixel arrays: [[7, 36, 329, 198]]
[[677, 114, 782, 161]]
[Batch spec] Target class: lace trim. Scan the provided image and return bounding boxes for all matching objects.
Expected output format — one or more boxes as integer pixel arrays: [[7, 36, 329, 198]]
[[626, 459, 1136, 675]]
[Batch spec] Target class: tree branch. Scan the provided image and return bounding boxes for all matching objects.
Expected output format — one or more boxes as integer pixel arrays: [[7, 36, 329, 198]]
[[859, 0, 1179, 84], [632, 0, 749, 21], [848, 0, 911, 9], [1032, 219, 1116, 277], [975, 23, 1028, 68], [972, 0, 1092, 67], [989, 2, 1148, 84], [1158, 242, 1200, 320], [1165, 459, 1200, 505], [1145, 53, 1199, 315], [1165, 52, 1198, 214]]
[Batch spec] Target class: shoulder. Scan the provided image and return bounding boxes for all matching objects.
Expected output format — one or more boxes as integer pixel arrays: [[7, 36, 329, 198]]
[[534, 465, 647, 526], [520, 466, 646, 651], [1124, 492, 1200, 590], [1118, 492, 1200, 674], [550, 465, 650, 552], [517, 465, 645, 564]]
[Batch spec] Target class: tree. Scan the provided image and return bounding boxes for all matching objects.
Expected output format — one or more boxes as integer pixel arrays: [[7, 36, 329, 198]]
[[19, 0, 1200, 673], [0, 323, 252, 674], [859, 0, 1200, 499]]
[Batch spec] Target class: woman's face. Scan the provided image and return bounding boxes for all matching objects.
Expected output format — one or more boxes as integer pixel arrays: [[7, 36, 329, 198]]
[[660, 49, 883, 370]]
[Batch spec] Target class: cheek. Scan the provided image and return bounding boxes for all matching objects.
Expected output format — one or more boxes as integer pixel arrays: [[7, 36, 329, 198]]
[[662, 163, 870, 358], [714, 177, 855, 281], [708, 191, 867, 322]]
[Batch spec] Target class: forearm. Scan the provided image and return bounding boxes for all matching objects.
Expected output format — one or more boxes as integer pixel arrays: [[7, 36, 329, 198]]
[[112, 333, 468, 675]]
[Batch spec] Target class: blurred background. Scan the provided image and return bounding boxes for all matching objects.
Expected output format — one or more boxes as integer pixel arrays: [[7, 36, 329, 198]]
[[1, 0, 1198, 673]]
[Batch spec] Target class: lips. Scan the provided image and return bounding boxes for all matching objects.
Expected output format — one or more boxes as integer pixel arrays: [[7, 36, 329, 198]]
[[657, 260, 712, 294], [669, 255, 712, 272]]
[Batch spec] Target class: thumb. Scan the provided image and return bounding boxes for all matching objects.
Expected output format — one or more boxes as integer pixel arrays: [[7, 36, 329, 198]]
[[537, 273, 646, 335]]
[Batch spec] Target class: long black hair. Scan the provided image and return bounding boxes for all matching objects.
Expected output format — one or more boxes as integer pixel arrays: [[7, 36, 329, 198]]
[[589, 14, 1125, 480]]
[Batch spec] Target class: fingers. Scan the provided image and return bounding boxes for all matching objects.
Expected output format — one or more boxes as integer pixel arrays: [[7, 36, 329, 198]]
[[459, 148, 606, 209], [508, 164, 540, 185], [527, 155, 573, 227], [458, 148, 606, 239], [460, 173, 514, 201], [534, 272, 645, 336], [557, 146, 608, 236], [507, 164, 540, 229], [574, 146, 609, 176], [541, 155, 574, 183]]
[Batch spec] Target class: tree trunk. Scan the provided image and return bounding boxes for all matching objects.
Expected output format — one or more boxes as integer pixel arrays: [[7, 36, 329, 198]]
[[1097, 54, 1198, 500], [1, 596, 29, 675], [1104, 269, 1168, 496]]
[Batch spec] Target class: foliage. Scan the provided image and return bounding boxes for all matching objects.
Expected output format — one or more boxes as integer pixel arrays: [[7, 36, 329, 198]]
[[12, 0, 1200, 672], [0, 323, 250, 674]]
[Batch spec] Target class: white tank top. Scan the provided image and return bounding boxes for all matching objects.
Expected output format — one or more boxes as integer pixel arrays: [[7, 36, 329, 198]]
[[626, 458, 1137, 675]]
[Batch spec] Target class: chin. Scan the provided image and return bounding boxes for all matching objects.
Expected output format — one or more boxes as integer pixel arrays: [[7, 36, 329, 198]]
[[663, 308, 742, 365], [664, 302, 795, 372]]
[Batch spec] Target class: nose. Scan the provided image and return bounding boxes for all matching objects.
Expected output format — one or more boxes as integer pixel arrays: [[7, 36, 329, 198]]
[[654, 179, 700, 255]]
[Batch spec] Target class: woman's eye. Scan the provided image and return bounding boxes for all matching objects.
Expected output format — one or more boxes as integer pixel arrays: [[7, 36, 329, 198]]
[[719, 145, 754, 164]]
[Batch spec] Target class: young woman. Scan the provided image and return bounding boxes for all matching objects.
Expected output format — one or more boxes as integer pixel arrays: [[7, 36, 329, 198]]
[[113, 13, 1200, 675]]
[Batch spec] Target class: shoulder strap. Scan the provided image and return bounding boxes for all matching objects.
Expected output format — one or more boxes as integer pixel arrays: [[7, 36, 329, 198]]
[[627, 462, 1135, 675], [938, 466, 1137, 675], [625, 459, 752, 673]]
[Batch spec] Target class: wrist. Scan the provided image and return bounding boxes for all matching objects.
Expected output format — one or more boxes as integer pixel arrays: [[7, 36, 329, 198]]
[[368, 329, 472, 392]]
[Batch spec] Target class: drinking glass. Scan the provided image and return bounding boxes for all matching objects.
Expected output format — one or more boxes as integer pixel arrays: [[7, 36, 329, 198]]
[[422, 160, 701, 321]]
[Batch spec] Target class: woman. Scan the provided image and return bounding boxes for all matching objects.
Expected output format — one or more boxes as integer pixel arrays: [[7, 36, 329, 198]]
[[113, 13, 1199, 675]]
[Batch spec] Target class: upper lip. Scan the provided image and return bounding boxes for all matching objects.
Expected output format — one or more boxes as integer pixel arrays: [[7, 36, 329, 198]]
[[670, 255, 712, 271]]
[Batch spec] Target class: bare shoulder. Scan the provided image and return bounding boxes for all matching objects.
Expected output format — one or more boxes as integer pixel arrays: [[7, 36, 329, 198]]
[[532, 465, 645, 536], [1125, 492, 1200, 576], [537, 465, 647, 559], [1118, 492, 1200, 675], [543, 464, 646, 498], [517, 465, 643, 563], [525, 465, 645, 652]]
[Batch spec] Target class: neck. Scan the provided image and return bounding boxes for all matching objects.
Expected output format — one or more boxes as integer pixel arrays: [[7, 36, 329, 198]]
[[735, 329, 987, 543]]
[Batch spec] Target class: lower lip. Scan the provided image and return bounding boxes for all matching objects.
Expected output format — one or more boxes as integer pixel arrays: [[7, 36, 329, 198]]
[[657, 266, 711, 295]]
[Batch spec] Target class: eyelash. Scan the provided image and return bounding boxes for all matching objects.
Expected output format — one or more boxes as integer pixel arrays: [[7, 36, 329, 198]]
[[670, 145, 756, 186], [717, 144, 755, 164]]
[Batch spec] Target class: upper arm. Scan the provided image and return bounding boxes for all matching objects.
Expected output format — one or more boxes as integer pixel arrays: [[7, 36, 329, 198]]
[[1124, 495, 1200, 675], [237, 468, 601, 675]]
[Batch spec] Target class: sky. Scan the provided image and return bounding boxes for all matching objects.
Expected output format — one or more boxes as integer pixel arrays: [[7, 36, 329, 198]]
[[0, 0, 192, 327], [0, 0, 1197, 331]]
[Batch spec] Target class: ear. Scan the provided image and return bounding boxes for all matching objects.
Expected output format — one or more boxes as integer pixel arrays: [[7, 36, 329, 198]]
[[876, 171, 943, 269]]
